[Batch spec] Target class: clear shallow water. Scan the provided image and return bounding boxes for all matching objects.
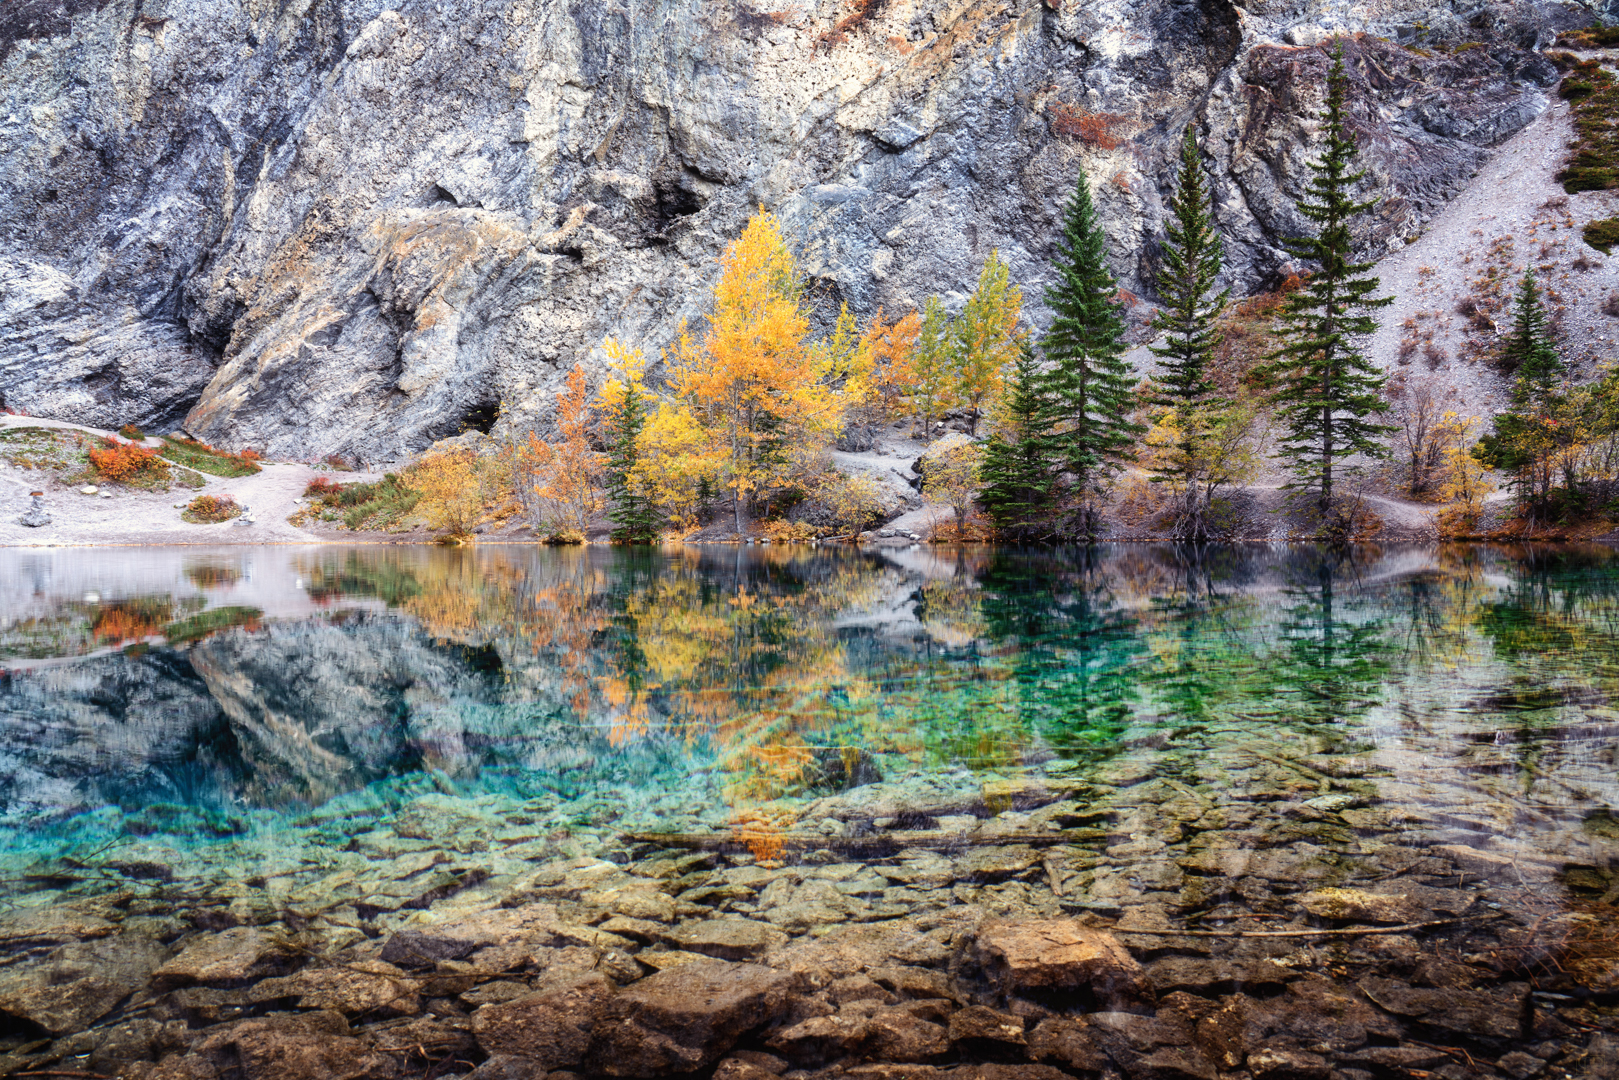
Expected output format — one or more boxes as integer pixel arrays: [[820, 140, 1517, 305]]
[[1, 543, 1617, 1067]]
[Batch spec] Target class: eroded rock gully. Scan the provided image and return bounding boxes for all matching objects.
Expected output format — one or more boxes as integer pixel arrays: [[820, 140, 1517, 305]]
[[1, 757, 1617, 1080], [0, 0, 1567, 461]]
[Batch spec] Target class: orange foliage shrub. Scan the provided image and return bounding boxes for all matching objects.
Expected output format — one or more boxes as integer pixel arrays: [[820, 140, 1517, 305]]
[[408, 449, 487, 538], [93, 605, 164, 643], [1048, 104, 1127, 149], [89, 438, 167, 481], [185, 495, 241, 523]]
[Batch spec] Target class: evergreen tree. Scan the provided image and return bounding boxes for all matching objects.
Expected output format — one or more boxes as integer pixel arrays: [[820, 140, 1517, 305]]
[[1502, 268, 1564, 404], [978, 341, 1053, 539], [1149, 125, 1230, 407], [1041, 166, 1141, 536], [1257, 41, 1394, 517], [604, 378, 663, 543]]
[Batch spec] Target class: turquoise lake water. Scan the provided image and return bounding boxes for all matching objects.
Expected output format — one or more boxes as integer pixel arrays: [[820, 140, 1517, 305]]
[[0, 542, 1614, 893]]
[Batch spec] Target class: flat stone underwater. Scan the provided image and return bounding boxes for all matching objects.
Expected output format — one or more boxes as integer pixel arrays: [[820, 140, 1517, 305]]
[[0, 542, 1615, 1079]]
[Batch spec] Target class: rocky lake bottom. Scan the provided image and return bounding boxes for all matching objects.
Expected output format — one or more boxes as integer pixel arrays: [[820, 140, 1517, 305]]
[[0, 543, 1615, 1080]]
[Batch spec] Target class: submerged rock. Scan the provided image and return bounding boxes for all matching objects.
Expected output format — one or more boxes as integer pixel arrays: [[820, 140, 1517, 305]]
[[588, 960, 799, 1077], [154, 927, 290, 988], [471, 970, 615, 1070], [974, 919, 1150, 1011], [668, 917, 788, 961], [0, 935, 167, 1034], [1295, 888, 1431, 924]]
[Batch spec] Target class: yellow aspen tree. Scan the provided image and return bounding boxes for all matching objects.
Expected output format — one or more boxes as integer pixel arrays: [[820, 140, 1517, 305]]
[[911, 296, 957, 440], [409, 449, 485, 540], [859, 307, 922, 416], [950, 250, 1024, 436], [668, 209, 838, 532]]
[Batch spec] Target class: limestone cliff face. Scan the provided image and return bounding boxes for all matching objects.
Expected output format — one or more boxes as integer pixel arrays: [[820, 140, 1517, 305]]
[[0, 0, 1566, 461]]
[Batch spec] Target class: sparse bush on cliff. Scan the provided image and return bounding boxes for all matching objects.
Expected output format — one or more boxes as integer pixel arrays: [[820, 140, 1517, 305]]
[[1584, 216, 1619, 253], [1047, 104, 1126, 149]]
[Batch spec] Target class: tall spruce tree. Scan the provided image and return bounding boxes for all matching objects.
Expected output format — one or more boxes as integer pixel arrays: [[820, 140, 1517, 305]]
[[1150, 125, 1230, 407], [1257, 41, 1394, 517], [1042, 166, 1140, 537], [604, 378, 663, 543], [978, 340, 1053, 539], [1503, 268, 1564, 405]]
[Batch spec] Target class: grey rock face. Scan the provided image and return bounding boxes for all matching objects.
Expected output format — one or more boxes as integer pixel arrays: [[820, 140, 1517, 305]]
[[0, 1, 1560, 460]]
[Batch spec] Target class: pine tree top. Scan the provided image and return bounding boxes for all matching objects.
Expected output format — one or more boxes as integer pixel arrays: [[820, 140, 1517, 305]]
[[1504, 267, 1564, 404]]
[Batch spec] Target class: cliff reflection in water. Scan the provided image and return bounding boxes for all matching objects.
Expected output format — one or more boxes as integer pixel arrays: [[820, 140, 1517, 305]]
[[0, 543, 1616, 878]]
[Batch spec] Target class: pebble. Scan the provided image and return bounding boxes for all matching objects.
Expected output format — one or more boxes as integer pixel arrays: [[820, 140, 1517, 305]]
[[79, 485, 97, 495]]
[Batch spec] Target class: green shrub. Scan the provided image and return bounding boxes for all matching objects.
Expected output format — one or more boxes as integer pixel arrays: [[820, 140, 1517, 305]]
[[160, 437, 262, 477], [1558, 60, 1619, 194], [302, 473, 420, 531], [1585, 216, 1619, 252]]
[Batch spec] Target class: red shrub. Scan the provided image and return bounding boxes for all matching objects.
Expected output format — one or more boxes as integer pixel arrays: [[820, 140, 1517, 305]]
[[305, 477, 343, 498]]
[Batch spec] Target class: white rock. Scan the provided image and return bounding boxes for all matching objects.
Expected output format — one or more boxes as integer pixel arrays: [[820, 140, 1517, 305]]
[[78, 486, 97, 495]]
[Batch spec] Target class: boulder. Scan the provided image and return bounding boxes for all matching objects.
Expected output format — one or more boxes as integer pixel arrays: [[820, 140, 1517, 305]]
[[1295, 888, 1430, 924], [1357, 977, 1529, 1041], [588, 959, 799, 1077], [471, 971, 615, 1071], [667, 917, 788, 960], [18, 493, 50, 527], [0, 936, 168, 1034], [153, 926, 289, 987], [973, 919, 1150, 1010]]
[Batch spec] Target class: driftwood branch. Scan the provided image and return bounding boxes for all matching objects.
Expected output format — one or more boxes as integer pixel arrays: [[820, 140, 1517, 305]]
[[1112, 916, 1497, 939], [626, 829, 1102, 855]]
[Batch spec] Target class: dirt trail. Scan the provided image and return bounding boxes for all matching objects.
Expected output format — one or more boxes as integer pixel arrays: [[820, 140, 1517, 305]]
[[0, 417, 384, 547]]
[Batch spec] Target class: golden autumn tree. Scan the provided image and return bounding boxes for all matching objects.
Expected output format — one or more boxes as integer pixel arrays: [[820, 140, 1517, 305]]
[[517, 363, 602, 542], [911, 296, 958, 440], [668, 209, 841, 532], [409, 449, 487, 540], [860, 306, 922, 416], [950, 250, 1024, 436]]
